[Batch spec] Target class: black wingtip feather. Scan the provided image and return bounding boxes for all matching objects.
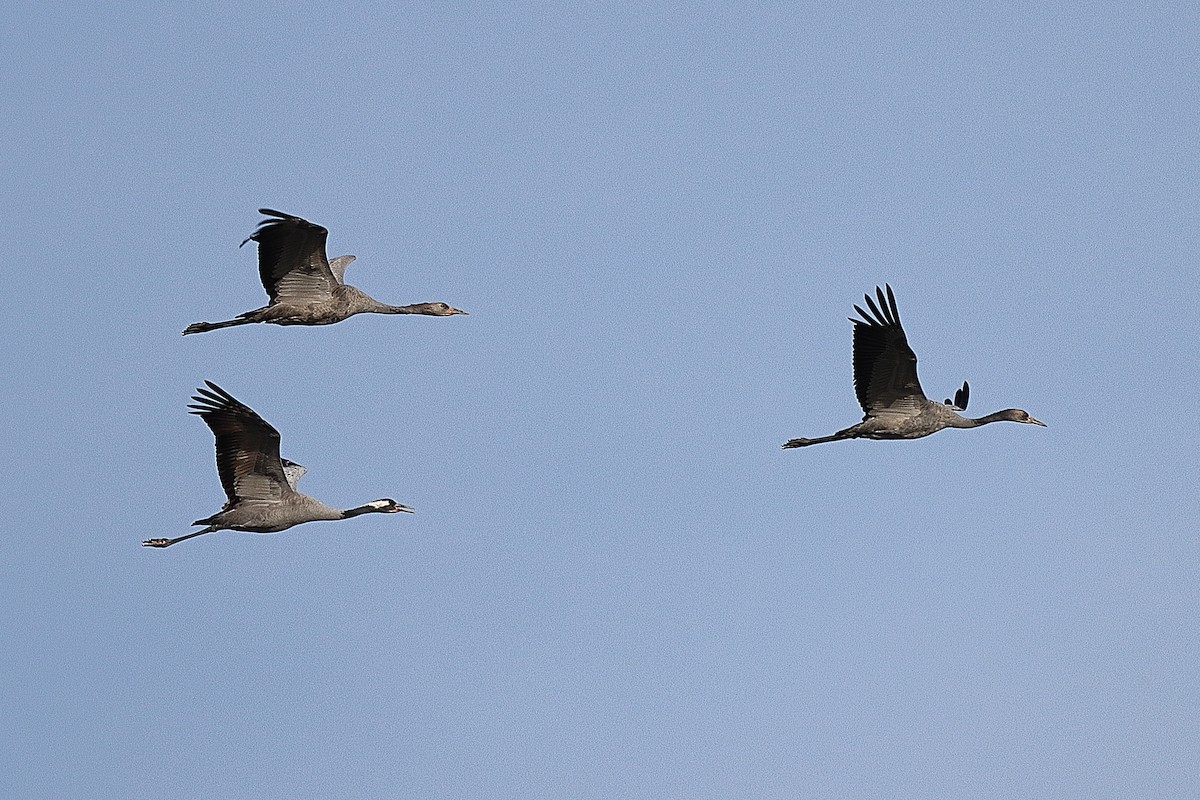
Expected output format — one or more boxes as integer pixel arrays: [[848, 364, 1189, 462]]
[[872, 286, 896, 326], [239, 210, 294, 248], [243, 209, 326, 240], [853, 287, 907, 329], [188, 381, 238, 411], [864, 292, 884, 325], [884, 284, 899, 324]]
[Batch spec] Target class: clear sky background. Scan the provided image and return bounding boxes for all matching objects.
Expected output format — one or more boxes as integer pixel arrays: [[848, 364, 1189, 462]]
[[3, 2, 1197, 798]]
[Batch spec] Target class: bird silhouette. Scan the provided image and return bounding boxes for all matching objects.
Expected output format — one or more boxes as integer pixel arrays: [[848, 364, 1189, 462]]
[[783, 285, 1045, 448], [143, 381, 412, 548], [183, 209, 467, 334]]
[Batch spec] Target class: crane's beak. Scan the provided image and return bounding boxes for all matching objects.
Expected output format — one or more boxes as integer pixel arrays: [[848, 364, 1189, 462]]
[[450, 307, 469, 315], [1028, 416, 1047, 427]]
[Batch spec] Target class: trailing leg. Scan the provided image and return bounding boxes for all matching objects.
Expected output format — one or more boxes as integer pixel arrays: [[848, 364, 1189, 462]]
[[781, 425, 859, 449], [142, 527, 217, 548], [182, 309, 265, 335]]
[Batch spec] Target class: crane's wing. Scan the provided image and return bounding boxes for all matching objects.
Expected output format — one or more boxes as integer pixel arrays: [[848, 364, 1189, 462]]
[[851, 284, 928, 418], [241, 209, 338, 303], [328, 255, 356, 284], [188, 381, 292, 505]]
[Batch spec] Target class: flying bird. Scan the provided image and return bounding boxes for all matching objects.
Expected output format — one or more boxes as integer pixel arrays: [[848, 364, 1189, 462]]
[[143, 381, 412, 548], [183, 209, 467, 334], [782, 285, 1045, 448]]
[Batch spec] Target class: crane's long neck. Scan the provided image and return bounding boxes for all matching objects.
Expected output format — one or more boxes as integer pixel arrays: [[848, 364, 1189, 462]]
[[342, 505, 383, 518], [375, 302, 442, 315], [962, 410, 1021, 427], [340, 500, 397, 518]]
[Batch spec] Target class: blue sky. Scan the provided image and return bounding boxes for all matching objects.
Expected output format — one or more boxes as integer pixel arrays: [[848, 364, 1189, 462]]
[[3, 2, 1197, 798]]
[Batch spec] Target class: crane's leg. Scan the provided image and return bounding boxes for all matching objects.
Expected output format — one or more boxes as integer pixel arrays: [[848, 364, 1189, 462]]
[[142, 527, 217, 548], [182, 317, 256, 335], [781, 426, 858, 448]]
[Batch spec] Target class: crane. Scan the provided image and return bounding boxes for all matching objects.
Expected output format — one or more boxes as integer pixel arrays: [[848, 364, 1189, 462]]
[[183, 209, 467, 334], [143, 381, 412, 548], [782, 285, 1045, 448]]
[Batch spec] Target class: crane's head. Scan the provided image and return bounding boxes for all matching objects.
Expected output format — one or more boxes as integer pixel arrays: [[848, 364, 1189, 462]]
[[367, 499, 415, 513], [1000, 409, 1046, 426], [419, 302, 468, 316]]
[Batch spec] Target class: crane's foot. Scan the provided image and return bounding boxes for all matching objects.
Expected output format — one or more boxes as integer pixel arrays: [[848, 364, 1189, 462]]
[[142, 538, 172, 548], [782, 438, 812, 449]]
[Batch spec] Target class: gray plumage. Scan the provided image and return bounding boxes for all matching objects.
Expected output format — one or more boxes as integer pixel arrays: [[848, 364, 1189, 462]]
[[143, 382, 412, 548], [183, 209, 467, 334], [281, 458, 308, 489], [782, 285, 1045, 449]]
